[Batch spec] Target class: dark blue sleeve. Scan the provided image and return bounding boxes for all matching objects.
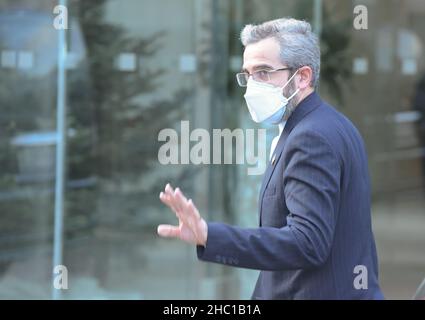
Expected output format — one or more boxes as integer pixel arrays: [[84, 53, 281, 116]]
[[197, 131, 341, 270]]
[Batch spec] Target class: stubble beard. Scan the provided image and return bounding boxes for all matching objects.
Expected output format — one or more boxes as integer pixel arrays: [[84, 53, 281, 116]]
[[282, 80, 299, 121]]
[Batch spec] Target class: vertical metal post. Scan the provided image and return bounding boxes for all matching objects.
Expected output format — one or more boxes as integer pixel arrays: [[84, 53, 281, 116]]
[[313, 0, 322, 92], [52, 0, 68, 300], [313, 0, 323, 38]]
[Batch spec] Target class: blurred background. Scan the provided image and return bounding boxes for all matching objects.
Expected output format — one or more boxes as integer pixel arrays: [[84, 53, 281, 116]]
[[0, 0, 424, 299]]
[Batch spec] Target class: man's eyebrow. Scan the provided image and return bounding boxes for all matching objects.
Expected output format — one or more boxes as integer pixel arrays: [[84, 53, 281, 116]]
[[241, 64, 274, 73]]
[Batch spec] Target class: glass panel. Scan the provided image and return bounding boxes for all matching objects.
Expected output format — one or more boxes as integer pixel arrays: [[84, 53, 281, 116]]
[[0, 0, 58, 299], [234, 0, 425, 299], [346, 0, 425, 299], [62, 0, 201, 299]]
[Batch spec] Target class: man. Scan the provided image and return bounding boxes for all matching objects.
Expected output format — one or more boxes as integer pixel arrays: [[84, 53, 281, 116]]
[[157, 18, 384, 299]]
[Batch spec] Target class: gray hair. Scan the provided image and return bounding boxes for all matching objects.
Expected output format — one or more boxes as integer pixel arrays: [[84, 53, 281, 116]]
[[240, 18, 320, 88]]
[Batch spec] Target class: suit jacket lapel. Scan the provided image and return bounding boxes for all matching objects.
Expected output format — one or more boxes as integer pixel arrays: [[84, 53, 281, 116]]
[[258, 129, 288, 225], [258, 92, 322, 226]]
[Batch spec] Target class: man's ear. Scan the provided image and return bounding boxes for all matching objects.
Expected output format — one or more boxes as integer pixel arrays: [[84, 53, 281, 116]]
[[297, 66, 313, 89]]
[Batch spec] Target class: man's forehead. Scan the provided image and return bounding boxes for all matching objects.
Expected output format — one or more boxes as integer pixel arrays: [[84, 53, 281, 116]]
[[242, 37, 281, 71]]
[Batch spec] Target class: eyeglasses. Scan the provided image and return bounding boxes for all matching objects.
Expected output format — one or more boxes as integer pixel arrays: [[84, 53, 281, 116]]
[[235, 67, 292, 87]]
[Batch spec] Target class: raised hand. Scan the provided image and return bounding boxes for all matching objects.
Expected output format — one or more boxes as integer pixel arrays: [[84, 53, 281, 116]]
[[157, 183, 208, 246]]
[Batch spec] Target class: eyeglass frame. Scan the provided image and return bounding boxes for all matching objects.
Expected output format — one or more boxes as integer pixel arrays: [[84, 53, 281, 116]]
[[236, 67, 293, 87]]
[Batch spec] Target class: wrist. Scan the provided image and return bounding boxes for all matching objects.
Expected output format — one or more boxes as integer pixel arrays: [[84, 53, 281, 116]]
[[199, 219, 208, 247]]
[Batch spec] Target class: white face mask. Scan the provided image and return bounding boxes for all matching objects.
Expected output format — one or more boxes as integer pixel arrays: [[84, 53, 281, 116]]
[[244, 69, 299, 124]]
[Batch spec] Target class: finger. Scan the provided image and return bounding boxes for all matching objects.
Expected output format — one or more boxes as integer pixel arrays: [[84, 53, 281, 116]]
[[187, 199, 201, 219], [165, 184, 181, 212], [165, 183, 174, 196], [157, 224, 180, 238], [186, 199, 202, 240], [159, 192, 182, 219], [160, 191, 176, 211], [184, 199, 201, 228], [173, 188, 188, 213]]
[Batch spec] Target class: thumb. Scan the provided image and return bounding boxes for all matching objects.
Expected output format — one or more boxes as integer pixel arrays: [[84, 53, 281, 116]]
[[157, 224, 180, 238]]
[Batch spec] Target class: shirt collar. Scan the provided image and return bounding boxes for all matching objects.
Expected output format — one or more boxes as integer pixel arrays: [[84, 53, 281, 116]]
[[278, 121, 286, 136]]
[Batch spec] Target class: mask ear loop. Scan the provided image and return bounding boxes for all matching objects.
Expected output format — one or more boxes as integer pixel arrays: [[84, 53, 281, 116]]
[[287, 88, 300, 100], [282, 69, 300, 100]]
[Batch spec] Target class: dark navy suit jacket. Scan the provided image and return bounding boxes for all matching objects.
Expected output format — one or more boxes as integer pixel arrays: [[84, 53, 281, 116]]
[[197, 92, 384, 299]]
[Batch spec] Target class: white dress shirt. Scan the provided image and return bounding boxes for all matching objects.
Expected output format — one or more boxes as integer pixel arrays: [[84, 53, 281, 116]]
[[270, 122, 286, 161]]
